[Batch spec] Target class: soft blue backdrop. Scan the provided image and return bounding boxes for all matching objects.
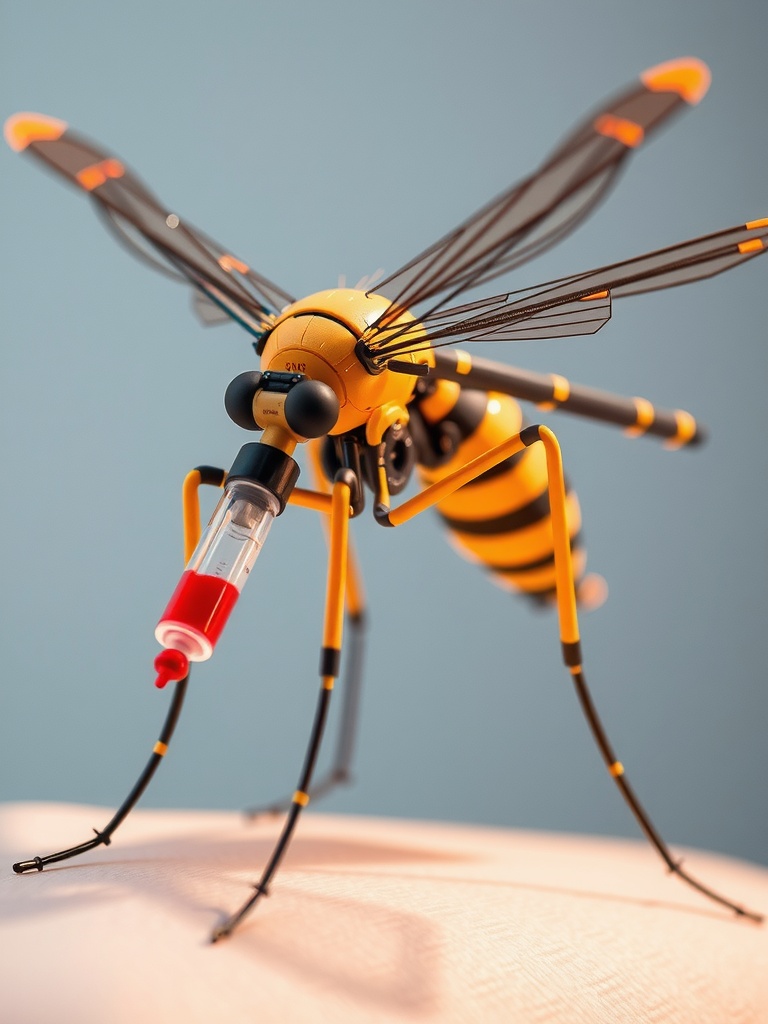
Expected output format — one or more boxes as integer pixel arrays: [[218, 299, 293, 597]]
[[2, 0, 766, 870]]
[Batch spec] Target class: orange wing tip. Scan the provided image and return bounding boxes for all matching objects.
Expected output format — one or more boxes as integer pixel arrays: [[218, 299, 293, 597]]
[[4, 112, 67, 151], [746, 217, 768, 230], [640, 57, 711, 105]]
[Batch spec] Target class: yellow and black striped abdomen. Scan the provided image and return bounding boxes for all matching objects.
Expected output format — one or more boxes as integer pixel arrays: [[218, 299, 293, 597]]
[[415, 381, 585, 604]]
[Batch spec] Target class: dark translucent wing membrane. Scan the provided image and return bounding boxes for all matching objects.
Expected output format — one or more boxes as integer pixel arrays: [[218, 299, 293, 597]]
[[452, 292, 612, 342], [371, 138, 618, 320], [367, 219, 766, 360], [23, 130, 294, 333], [546, 89, 680, 162], [98, 203, 275, 335], [26, 134, 159, 202], [372, 72, 696, 325], [604, 222, 768, 296], [191, 289, 238, 325], [366, 288, 611, 358], [538, 220, 768, 303], [95, 204, 187, 282], [441, 168, 616, 294]]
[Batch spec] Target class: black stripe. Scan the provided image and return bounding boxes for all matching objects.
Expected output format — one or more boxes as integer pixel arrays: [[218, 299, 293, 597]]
[[195, 465, 227, 487], [319, 647, 341, 678], [461, 448, 527, 487], [491, 552, 555, 575], [441, 488, 552, 536], [417, 387, 488, 437], [486, 530, 583, 573], [519, 586, 557, 605], [561, 640, 583, 667]]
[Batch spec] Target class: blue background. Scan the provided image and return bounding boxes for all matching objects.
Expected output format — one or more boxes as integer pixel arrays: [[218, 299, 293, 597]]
[[2, 0, 766, 869]]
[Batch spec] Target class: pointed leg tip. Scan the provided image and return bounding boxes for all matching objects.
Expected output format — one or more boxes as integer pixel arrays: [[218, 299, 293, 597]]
[[740, 908, 764, 925], [12, 856, 43, 874]]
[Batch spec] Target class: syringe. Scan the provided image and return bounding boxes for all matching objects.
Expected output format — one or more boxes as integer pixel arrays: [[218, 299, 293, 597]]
[[153, 442, 301, 688]]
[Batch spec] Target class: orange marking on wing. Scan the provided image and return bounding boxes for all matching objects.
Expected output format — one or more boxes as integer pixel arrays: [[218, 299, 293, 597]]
[[738, 238, 764, 254], [579, 289, 609, 301], [746, 217, 768, 231], [4, 112, 67, 152], [594, 114, 644, 148], [75, 157, 125, 192], [640, 57, 711, 105], [218, 254, 250, 274]]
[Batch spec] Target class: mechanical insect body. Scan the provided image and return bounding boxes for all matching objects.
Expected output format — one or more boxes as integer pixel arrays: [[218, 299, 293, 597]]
[[5, 57, 766, 941]]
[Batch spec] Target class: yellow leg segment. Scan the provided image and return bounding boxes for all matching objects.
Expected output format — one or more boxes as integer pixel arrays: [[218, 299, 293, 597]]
[[181, 467, 226, 564], [287, 487, 333, 513], [322, 477, 352, 666], [211, 473, 354, 942], [384, 433, 529, 526], [244, 444, 366, 821], [538, 426, 581, 669], [377, 424, 581, 671], [306, 438, 366, 621], [374, 422, 762, 922]]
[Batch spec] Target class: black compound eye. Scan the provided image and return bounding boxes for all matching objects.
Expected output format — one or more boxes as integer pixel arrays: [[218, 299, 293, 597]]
[[283, 380, 340, 439], [224, 371, 264, 430]]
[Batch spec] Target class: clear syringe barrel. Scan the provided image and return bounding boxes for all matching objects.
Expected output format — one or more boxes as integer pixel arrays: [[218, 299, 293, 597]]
[[155, 480, 279, 663]]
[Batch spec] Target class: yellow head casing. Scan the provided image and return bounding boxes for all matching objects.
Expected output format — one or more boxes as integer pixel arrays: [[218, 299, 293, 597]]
[[259, 289, 431, 435]]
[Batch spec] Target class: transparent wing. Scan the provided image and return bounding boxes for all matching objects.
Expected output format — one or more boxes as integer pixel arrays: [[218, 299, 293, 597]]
[[365, 217, 767, 362], [372, 58, 711, 325], [4, 113, 294, 337]]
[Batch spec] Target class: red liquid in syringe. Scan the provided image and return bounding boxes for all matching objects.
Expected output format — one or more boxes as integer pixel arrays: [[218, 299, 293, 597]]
[[156, 570, 239, 660], [154, 479, 280, 685]]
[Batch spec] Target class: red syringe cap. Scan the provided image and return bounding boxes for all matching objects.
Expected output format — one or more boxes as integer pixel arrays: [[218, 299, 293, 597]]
[[154, 649, 189, 689]]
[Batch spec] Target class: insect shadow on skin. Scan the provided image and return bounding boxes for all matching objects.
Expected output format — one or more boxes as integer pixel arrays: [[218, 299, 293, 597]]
[[4, 55, 766, 941]]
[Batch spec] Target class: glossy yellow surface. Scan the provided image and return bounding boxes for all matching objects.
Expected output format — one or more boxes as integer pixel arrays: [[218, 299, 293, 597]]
[[260, 289, 430, 434]]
